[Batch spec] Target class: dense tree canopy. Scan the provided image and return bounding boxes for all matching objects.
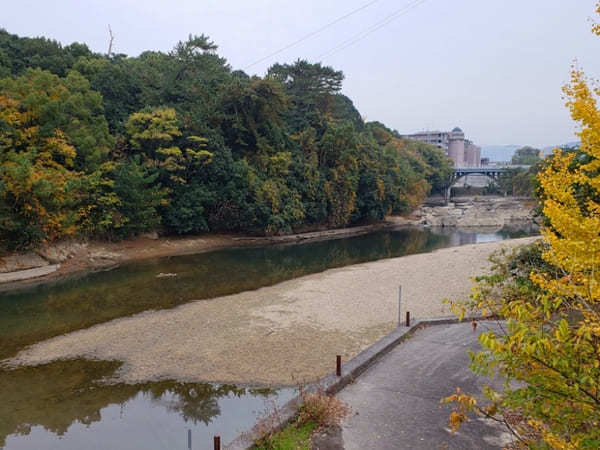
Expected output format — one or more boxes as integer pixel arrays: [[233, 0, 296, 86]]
[[0, 29, 452, 251]]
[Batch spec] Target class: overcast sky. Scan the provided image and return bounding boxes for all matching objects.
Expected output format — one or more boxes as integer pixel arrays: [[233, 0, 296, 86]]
[[4, 0, 600, 147]]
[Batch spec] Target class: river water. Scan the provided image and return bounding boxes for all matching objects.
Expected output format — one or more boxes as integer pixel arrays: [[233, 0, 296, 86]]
[[0, 225, 535, 449]]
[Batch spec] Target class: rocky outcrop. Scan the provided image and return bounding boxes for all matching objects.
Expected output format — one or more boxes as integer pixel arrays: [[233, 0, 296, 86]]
[[1, 241, 89, 284], [0, 265, 60, 283], [416, 197, 536, 227], [37, 241, 88, 264], [1, 242, 87, 272], [0, 252, 49, 273], [88, 250, 120, 268]]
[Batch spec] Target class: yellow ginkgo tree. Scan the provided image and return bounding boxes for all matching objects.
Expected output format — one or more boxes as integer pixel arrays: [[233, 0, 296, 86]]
[[444, 3, 600, 448]]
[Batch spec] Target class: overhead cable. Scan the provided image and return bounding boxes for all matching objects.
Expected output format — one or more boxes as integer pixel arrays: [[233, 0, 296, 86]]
[[243, 0, 382, 70], [318, 0, 427, 60]]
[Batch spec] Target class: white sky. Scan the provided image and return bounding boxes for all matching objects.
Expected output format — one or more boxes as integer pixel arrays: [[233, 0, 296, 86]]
[[4, 0, 600, 147]]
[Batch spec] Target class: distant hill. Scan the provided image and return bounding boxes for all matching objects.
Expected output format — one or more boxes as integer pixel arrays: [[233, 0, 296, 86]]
[[482, 142, 580, 162], [481, 145, 521, 162]]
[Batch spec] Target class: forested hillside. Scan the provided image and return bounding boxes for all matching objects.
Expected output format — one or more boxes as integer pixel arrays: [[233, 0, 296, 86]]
[[0, 30, 452, 252]]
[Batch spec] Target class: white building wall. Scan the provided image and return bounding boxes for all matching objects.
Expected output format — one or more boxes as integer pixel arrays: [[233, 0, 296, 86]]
[[402, 127, 479, 168]]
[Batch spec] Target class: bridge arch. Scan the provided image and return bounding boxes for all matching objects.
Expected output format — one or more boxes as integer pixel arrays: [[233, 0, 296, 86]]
[[443, 166, 530, 203]]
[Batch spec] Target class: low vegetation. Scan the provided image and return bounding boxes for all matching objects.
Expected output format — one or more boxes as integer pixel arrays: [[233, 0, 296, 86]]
[[254, 389, 350, 450], [254, 423, 316, 450]]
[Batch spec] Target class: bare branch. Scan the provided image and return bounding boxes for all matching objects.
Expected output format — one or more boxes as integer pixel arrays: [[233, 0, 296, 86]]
[[107, 25, 115, 58]]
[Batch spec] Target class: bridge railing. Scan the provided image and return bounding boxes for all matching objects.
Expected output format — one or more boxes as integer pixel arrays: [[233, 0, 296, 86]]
[[453, 165, 531, 173]]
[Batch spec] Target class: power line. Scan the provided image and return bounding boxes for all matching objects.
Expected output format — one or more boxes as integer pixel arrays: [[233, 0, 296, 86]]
[[243, 0, 382, 70], [318, 0, 428, 60]]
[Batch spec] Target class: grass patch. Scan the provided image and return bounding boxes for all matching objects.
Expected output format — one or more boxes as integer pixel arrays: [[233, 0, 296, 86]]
[[254, 422, 316, 450], [253, 389, 350, 449]]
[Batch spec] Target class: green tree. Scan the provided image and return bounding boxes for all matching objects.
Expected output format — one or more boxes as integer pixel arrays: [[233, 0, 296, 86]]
[[0, 28, 94, 77], [74, 56, 142, 133], [111, 158, 164, 238], [493, 167, 537, 196], [268, 60, 344, 132], [0, 68, 113, 170], [0, 69, 112, 249], [511, 146, 541, 165], [219, 77, 289, 156]]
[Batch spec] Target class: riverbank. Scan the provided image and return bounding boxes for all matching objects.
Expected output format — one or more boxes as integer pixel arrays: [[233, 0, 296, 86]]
[[6, 236, 538, 386], [412, 195, 537, 227], [0, 195, 535, 291], [0, 222, 407, 291]]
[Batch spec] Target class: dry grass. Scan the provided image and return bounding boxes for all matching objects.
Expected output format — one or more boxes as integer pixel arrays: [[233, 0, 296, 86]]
[[252, 387, 350, 449], [297, 388, 351, 428]]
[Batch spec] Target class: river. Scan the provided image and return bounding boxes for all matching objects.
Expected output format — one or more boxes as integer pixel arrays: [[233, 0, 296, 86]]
[[0, 225, 535, 449]]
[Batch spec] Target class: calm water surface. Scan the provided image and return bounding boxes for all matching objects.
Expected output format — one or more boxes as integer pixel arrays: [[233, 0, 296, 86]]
[[0, 359, 294, 450], [0, 225, 536, 449]]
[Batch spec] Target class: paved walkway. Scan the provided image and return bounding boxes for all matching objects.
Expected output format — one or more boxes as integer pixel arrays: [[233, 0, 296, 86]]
[[337, 321, 512, 449]]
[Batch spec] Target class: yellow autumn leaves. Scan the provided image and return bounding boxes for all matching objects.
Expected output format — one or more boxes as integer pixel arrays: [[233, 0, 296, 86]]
[[443, 4, 600, 447]]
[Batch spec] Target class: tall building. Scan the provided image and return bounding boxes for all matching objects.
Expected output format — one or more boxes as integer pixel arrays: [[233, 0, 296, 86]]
[[402, 127, 481, 167], [464, 139, 481, 167], [447, 127, 465, 167]]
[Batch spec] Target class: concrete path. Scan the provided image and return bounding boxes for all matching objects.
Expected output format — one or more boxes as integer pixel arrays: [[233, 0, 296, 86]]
[[337, 321, 512, 449]]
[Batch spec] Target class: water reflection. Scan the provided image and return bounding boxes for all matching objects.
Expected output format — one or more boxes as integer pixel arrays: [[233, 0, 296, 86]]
[[0, 359, 291, 449], [434, 224, 538, 246]]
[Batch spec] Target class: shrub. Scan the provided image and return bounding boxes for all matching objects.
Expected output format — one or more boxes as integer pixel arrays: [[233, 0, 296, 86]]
[[297, 388, 350, 428]]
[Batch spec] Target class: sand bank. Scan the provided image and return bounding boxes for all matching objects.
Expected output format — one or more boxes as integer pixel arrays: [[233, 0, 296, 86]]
[[7, 237, 537, 386]]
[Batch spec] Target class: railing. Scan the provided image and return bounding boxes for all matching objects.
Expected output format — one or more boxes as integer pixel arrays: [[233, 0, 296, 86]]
[[453, 165, 531, 173]]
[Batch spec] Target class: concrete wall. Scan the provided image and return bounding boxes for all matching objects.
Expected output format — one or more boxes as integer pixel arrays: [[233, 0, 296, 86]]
[[403, 131, 449, 151], [464, 144, 475, 167], [464, 143, 481, 167]]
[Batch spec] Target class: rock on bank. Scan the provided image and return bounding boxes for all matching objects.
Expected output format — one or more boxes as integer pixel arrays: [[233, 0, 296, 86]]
[[416, 196, 536, 227]]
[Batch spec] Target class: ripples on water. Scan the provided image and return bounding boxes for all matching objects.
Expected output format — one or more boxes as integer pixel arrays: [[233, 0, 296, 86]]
[[0, 225, 536, 449]]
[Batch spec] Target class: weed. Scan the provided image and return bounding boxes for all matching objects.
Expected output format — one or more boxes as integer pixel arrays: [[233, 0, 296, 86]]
[[297, 387, 350, 428], [253, 386, 350, 449]]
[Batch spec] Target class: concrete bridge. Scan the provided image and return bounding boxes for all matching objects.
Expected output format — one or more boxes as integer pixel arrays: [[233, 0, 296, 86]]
[[453, 165, 531, 179], [444, 165, 531, 203]]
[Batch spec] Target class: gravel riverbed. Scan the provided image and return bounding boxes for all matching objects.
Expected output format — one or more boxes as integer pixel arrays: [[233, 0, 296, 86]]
[[7, 237, 537, 386]]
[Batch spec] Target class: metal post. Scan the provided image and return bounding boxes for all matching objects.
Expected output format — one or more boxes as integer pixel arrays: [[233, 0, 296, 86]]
[[214, 435, 221, 450], [336, 355, 342, 376], [187, 429, 191, 450], [406, 311, 410, 327], [398, 285, 402, 327]]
